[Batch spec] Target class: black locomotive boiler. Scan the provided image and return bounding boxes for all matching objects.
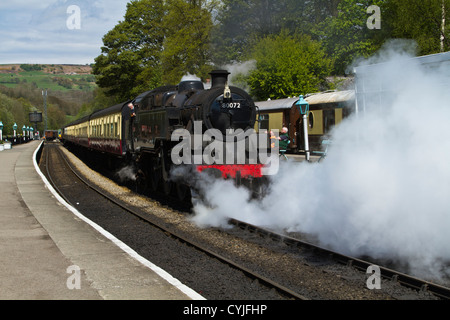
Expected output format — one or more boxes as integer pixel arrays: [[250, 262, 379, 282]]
[[62, 70, 268, 202]]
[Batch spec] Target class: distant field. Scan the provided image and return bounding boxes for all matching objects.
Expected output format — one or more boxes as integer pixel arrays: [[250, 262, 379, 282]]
[[0, 64, 96, 91]]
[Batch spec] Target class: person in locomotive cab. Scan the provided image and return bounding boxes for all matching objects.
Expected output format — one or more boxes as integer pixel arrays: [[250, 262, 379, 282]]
[[128, 102, 136, 117]]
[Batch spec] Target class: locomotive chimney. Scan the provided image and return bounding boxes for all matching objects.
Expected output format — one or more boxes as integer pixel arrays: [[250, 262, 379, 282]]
[[209, 70, 230, 88]]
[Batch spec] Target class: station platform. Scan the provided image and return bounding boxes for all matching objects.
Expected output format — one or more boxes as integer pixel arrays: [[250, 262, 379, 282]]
[[0, 141, 204, 300]]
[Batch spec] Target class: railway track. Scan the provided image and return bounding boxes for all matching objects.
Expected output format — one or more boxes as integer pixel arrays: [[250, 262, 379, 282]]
[[41, 142, 307, 300], [228, 219, 450, 300], [41, 142, 450, 300]]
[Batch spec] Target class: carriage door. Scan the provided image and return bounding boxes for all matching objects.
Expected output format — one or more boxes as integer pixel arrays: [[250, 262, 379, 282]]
[[289, 105, 301, 152]]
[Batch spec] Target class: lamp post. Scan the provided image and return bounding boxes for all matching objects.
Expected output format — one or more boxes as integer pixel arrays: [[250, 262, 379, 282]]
[[296, 95, 310, 161], [42, 89, 48, 132], [0, 121, 3, 141]]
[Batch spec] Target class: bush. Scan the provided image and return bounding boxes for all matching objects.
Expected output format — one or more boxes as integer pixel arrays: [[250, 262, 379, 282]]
[[20, 64, 43, 72], [247, 31, 332, 100]]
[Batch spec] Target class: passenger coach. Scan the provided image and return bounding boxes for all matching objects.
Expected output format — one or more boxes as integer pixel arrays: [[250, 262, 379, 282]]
[[62, 101, 132, 157], [255, 90, 355, 153]]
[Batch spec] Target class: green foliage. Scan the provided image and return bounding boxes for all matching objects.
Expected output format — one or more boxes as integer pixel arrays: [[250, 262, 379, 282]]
[[383, 0, 450, 54], [0, 74, 94, 133], [76, 87, 121, 118], [20, 64, 42, 72], [0, 92, 31, 135], [0, 71, 96, 92], [161, 0, 214, 83], [210, 0, 341, 66], [93, 0, 214, 100], [246, 32, 332, 100], [93, 0, 166, 101], [211, 0, 284, 65], [315, 0, 387, 74], [93, 0, 450, 103], [3, 0, 449, 133]]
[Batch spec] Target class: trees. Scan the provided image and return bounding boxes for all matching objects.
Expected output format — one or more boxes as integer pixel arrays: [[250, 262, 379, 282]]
[[93, 0, 165, 101], [92, 0, 449, 102], [316, 0, 387, 75], [318, 0, 450, 74], [160, 0, 214, 84], [210, 0, 342, 66], [93, 0, 214, 101], [383, 0, 450, 55], [246, 32, 332, 100], [20, 64, 43, 72]]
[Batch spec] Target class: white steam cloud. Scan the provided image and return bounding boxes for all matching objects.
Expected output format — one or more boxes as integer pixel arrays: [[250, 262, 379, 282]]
[[220, 60, 256, 91], [181, 73, 202, 82], [220, 60, 256, 79], [115, 165, 137, 182], [191, 46, 450, 281]]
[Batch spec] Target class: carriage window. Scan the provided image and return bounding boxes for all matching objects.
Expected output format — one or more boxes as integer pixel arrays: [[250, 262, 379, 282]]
[[309, 112, 314, 129], [259, 114, 269, 131]]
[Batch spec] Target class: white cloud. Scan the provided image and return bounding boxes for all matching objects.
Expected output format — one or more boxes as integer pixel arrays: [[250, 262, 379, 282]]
[[0, 0, 129, 64]]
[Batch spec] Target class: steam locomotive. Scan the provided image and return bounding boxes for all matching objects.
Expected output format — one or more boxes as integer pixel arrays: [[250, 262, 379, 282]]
[[62, 70, 269, 202]]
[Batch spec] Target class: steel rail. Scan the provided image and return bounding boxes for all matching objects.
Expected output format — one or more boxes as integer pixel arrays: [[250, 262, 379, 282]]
[[43, 142, 74, 206], [229, 218, 450, 300]]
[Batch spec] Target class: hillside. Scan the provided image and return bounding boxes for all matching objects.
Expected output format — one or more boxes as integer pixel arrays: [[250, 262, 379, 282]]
[[0, 64, 93, 75], [0, 64, 98, 135], [0, 64, 96, 92]]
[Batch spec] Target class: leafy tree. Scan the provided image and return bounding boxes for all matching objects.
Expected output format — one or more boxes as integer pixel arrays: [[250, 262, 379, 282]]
[[210, 0, 342, 66], [0, 92, 33, 135], [277, 0, 341, 36], [246, 32, 332, 100], [210, 0, 251, 65], [161, 0, 215, 83], [47, 104, 67, 130], [211, 0, 292, 65], [20, 64, 42, 72], [94, 0, 215, 100], [76, 87, 121, 118], [383, 0, 450, 54], [93, 0, 165, 101], [317, 0, 387, 75]]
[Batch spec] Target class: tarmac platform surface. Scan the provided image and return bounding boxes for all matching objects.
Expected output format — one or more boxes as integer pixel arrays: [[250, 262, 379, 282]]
[[0, 141, 204, 300]]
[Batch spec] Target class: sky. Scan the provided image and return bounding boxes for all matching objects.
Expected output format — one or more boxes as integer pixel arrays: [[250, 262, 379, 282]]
[[0, 0, 131, 65]]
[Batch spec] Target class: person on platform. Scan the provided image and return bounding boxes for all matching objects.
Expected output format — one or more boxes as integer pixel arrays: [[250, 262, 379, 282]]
[[279, 127, 290, 160]]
